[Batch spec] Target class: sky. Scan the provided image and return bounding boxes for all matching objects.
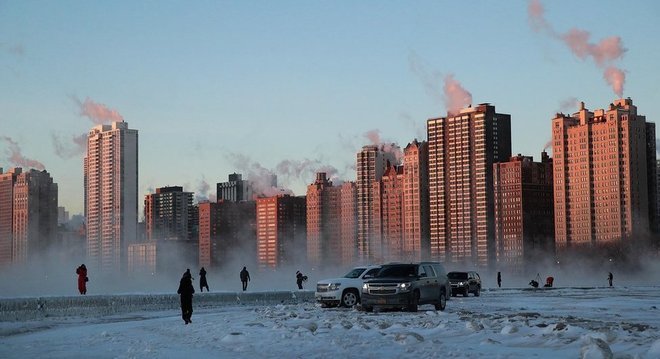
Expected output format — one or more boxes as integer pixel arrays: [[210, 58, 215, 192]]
[[2, 287, 660, 358], [2, 0, 660, 215]]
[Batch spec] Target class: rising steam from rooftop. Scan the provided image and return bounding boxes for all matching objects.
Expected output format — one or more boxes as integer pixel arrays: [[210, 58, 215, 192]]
[[443, 74, 472, 116], [1, 136, 45, 170], [363, 129, 403, 164], [52, 132, 87, 159], [72, 96, 124, 124], [528, 0, 627, 97]]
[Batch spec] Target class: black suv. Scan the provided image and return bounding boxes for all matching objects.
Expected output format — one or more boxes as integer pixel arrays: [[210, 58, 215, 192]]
[[361, 262, 450, 312], [447, 271, 481, 297]]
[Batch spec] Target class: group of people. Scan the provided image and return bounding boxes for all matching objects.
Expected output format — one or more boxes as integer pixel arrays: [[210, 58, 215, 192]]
[[495, 270, 615, 289], [175, 267, 307, 324]]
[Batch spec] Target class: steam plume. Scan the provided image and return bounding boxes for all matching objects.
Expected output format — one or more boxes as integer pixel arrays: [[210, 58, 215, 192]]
[[528, 0, 551, 33], [543, 139, 553, 152], [363, 130, 403, 164], [195, 178, 216, 203], [52, 132, 87, 159], [603, 67, 626, 98], [1, 136, 45, 170], [559, 97, 579, 113], [408, 51, 443, 104], [443, 74, 472, 116], [528, 0, 627, 96], [72, 96, 124, 124]]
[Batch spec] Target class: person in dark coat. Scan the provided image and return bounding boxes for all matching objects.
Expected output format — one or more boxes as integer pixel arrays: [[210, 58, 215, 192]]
[[177, 269, 195, 324], [296, 270, 307, 290], [76, 264, 88, 295], [199, 267, 209, 292], [240, 266, 250, 291], [608, 272, 613, 287], [497, 272, 502, 288]]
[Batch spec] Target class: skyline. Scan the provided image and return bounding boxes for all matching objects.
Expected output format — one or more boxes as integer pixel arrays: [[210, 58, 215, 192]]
[[2, 1, 660, 215]]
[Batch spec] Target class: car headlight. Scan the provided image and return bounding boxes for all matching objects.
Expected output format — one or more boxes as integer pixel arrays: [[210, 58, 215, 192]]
[[329, 283, 341, 290], [362, 283, 368, 291], [398, 282, 412, 291], [458, 281, 465, 286]]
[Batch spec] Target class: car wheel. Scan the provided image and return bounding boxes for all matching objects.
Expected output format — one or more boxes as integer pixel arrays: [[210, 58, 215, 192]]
[[408, 291, 419, 312], [434, 291, 447, 311], [341, 289, 359, 308], [475, 286, 481, 297]]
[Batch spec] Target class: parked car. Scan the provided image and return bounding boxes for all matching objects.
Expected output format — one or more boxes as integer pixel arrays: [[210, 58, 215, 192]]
[[447, 271, 481, 297], [361, 262, 450, 312], [315, 265, 381, 308]]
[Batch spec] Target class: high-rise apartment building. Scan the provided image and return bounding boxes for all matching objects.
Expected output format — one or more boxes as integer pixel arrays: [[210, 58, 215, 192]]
[[306, 173, 341, 268], [0, 168, 19, 266], [256, 194, 306, 269], [427, 103, 512, 268], [552, 99, 655, 251], [0, 168, 57, 266], [340, 181, 358, 266], [372, 163, 404, 262], [493, 153, 554, 274], [356, 145, 397, 262], [402, 140, 430, 262], [198, 200, 256, 269], [144, 186, 194, 241], [84, 121, 138, 273], [217, 173, 253, 203]]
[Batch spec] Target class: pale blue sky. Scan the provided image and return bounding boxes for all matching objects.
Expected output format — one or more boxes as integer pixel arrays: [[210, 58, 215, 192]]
[[2, 0, 660, 215]]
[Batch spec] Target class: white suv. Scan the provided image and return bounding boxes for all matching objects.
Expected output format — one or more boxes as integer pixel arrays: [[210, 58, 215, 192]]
[[315, 265, 381, 308]]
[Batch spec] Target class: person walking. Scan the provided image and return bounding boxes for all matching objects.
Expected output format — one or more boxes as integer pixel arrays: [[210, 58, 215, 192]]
[[177, 269, 195, 324], [199, 267, 209, 292], [76, 264, 88, 295], [240, 266, 250, 291], [497, 272, 502, 288], [296, 270, 307, 290], [608, 272, 613, 287]]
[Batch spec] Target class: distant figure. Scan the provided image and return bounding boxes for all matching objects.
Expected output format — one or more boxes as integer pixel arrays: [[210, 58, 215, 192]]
[[177, 269, 195, 324], [76, 264, 88, 295], [497, 272, 502, 288], [608, 272, 613, 287], [544, 276, 554, 288], [296, 270, 307, 290], [529, 279, 539, 288], [199, 267, 209, 292], [240, 266, 250, 291]]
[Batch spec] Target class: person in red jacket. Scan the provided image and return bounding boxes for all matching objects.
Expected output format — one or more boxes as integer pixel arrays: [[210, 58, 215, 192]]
[[76, 264, 88, 295]]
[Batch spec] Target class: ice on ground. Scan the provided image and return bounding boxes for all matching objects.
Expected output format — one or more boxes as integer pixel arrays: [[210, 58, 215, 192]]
[[1, 286, 659, 358]]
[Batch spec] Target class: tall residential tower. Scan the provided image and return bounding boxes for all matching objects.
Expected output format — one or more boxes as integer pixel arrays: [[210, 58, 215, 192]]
[[427, 103, 512, 268], [84, 121, 138, 274]]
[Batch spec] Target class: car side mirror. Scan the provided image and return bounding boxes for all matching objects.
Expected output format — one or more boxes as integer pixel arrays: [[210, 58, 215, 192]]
[[363, 274, 372, 279]]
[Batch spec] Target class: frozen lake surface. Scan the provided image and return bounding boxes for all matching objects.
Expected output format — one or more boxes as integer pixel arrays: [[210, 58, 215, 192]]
[[1, 286, 660, 358]]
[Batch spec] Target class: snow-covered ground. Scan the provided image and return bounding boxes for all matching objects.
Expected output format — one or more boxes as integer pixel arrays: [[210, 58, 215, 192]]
[[1, 286, 660, 358]]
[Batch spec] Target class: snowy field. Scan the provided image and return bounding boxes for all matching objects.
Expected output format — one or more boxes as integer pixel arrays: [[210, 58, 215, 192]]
[[1, 287, 660, 358]]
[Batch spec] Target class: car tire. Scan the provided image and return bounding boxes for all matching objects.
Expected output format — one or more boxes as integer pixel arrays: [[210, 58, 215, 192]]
[[408, 291, 419, 312], [475, 286, 481, 297], [341, 289, 359, 308], [434, 291, 446, 311]]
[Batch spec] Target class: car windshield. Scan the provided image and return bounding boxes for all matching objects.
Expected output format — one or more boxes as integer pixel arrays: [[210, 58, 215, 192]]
[[343, 268, 366, 279], [376, 265, 417, 278], [447, 272, 468, 280]]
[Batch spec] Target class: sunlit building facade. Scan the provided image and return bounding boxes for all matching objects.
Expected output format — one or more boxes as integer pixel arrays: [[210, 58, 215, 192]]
[[427, 103, 512, 268], [493, 153, 554, 274], [84, 121, 138, 274], [552, 99, 655, 251]]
